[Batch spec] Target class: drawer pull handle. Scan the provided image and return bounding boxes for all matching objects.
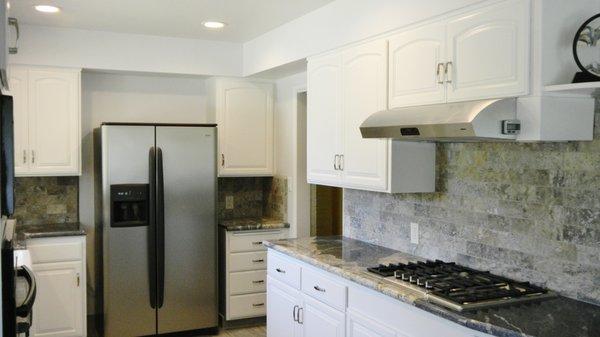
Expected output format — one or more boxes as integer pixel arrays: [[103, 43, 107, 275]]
[[293, 305, 299, 322], [252, 280, 265, 284], [252, 241, 263, 245], [252, 259, 265, 263], [298, 307, 304, 324], [252, 303, 265, 307], [313, 285, 326, 293], [275, 268, 286, 274]]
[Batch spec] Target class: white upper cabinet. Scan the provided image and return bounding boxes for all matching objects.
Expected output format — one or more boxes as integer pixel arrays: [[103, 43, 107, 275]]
[[306, 53, 343, 187], [8, 67, 29, 174], [389, 22, 447, 108], [341, 39, 389, 191], [446, 0, 530, 102], [307, 41, 435, 193], [10, 66, 81, 176], [388, 0, 530, 108], [208, 78, 274, 177]]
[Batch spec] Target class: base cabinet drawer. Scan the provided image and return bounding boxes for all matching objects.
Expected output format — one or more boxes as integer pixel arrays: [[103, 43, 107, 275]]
[[230, 270, 267, 295], [267, 251, 301, 289], [229, 230, 286, 253], [230, 251, 267, 272], [229, 293, 267, 319], [302, 268, 347, 311]]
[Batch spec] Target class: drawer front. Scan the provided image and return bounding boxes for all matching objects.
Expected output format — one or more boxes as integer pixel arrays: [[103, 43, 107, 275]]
[[230, 270, 267, 295], [230, 251, 267, 272], [229, 230, 286, 253], [229, 293, 267, 319], [27, 237, 84, 264], [302, 268, 347, 311], [267, 251, 301, 289]]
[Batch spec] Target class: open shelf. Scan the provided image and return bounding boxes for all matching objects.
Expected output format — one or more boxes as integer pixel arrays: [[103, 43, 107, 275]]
[[544, 82, 600, 96]]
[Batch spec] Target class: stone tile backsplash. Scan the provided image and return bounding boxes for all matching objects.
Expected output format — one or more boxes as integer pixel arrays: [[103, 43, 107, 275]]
[[13, 177, 79, 226], [344, 105, 600, 305], [218, 176, 287, 222]]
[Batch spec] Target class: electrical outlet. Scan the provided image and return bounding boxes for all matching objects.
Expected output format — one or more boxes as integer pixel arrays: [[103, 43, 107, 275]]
[[225, 196, 234, 209], [410, 222, 419, 244]]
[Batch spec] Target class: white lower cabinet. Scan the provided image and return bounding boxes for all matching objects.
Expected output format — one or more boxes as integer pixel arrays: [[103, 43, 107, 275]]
[[221, 228, 288, 321], [26, 236, 86, 337], [347, 309, 399, 337], [300, 295, 345, 337], [267, 249, 493, 337]]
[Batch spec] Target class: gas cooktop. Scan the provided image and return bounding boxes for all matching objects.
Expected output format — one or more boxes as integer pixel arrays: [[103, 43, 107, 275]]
[[367, 260, 556, 311]]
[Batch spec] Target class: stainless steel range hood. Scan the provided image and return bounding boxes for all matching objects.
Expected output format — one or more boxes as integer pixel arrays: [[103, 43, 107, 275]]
[[360, 98, 520, 141]]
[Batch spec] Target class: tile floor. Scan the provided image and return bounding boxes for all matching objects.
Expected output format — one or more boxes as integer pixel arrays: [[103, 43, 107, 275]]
[[211, 325, 266, 337]]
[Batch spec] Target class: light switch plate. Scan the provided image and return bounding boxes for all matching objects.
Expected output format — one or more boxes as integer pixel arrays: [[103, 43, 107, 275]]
[[410, 222, 419, 244], [225, 196, 234, 209]]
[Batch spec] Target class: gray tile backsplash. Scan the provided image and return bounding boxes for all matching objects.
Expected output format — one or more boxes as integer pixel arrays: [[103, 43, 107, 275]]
[[13, 177, 79, 226], [344, 103, 600, 305]]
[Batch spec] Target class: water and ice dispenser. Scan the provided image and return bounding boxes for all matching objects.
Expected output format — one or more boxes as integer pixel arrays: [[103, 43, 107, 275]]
[[110, 184, 149, 227]]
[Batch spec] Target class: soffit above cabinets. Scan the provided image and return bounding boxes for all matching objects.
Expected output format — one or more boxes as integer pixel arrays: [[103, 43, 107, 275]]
[[10, 0, 335, 42]]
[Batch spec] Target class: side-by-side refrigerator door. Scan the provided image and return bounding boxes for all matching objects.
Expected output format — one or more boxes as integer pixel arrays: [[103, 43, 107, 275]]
[[102, 125, 156, 337], [155, 126, 217, 334]]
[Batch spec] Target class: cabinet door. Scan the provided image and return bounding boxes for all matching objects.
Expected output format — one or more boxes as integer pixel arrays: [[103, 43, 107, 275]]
[[217, 80, 274, 176], [300, 295, 345, 337], [446, 0, 529, 102], [341, 39, 389, 192], [31, 261, 84, 337], [8, 66, 29, 175], [388, 22, 446, 108], [267, 276, 301, 337], [28, 69, 80, 175], [347, 309, 402, 337], [307, 53, 343, 186]]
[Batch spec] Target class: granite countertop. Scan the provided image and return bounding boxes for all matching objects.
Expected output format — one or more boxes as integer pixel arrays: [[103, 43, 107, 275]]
[[14, 222, 86, 248], [219, 217, 290, 231], [264, 236, 600, 337]]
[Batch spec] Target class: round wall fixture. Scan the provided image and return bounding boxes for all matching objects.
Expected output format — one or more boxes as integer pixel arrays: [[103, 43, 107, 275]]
[[573, 13, 600, 82], [34, 5, 61, 13]]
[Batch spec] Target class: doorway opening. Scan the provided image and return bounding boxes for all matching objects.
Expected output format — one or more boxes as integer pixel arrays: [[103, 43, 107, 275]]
[[310, 185, 343, 236]]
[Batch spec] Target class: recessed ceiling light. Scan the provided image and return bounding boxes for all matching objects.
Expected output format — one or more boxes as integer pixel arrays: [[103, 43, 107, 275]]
[[34, 5, 61, 13], [203, 21, 226, 29]]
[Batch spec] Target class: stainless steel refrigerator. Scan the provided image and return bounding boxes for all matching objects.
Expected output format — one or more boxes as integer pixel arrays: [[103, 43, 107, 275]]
[[97, 123, 218, 337]]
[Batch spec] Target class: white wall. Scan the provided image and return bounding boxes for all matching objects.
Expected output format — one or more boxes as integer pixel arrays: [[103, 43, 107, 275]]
[[274, 72, 309, 238], [243, 0, 482, 76], [79, 71, 208, 314], [9, 25, 243, 76]]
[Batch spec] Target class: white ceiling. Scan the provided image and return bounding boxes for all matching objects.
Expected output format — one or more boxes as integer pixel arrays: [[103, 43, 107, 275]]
[[9, 0, 335, 42]]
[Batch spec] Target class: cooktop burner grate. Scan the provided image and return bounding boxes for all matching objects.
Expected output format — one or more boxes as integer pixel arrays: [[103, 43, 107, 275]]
[[367, 260, 553, 310]]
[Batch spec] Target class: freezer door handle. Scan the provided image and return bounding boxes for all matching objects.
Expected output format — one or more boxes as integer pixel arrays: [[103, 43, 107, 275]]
[[157, 146, 166, 308], [148, 147, 157, 309]]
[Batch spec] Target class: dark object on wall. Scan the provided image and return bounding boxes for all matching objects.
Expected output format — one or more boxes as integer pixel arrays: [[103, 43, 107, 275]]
[[0, 92, 14, 216], [573, 13, 600, 83]]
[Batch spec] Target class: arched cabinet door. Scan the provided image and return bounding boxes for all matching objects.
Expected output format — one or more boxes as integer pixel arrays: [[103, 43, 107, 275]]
[[341, 39, 389, 192], [306, 53, 343, 187], [446, 0, 530, 102], [388, 22, 447, 108], [28, 68, 81, 175]]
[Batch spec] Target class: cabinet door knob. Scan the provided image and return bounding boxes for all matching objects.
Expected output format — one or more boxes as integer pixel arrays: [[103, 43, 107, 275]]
[[76, 273, 80, 287], [275, 268, 286, 274], [293, 305, 299, 322], [221, 154, 225, 167]]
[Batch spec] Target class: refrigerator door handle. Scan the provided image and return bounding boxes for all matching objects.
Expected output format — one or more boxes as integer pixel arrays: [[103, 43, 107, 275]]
[[157, 147, 166, 308], [148, 147, 157, 309]]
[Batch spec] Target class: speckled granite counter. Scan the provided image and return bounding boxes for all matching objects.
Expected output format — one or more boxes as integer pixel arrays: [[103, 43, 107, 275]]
[[219, 218, 289, 231], [14, 222, 86, 249], [264, 236, 600, 337]]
